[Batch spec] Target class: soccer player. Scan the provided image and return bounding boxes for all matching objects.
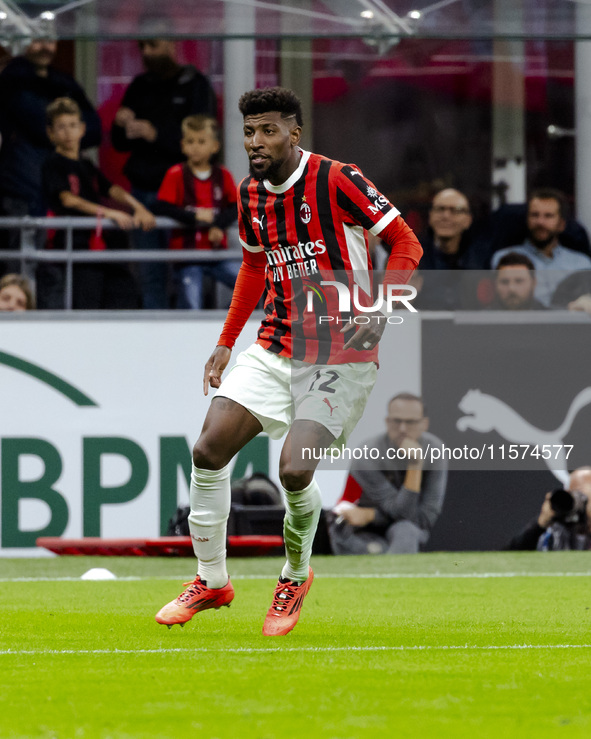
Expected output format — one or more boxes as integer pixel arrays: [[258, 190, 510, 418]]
[[155, 87, 423, 636]]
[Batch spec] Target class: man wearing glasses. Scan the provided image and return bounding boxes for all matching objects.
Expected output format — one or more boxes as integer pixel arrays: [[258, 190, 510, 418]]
[[419, 188, 483, 269], [415, 188, 490, 309], [328, 393, 448, 555]]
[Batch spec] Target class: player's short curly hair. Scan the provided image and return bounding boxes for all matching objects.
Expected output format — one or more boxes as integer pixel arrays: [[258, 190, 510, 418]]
[[238, 87, 303, 126]]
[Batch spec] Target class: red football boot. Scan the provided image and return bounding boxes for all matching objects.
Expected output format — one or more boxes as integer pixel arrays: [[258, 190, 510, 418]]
[[155, 576, 234, 628], [262, 567, 314, 636]]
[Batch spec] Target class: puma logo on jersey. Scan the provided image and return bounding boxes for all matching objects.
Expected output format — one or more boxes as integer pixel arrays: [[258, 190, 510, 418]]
[[323, 397, 339, 416], [253, 214, 265, 229], [456, 387, 591, 484]]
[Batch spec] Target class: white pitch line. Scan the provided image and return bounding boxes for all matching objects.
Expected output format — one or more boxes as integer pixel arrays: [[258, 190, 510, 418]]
[[1, 644, 591, 657], [1, 571, 591, 583]]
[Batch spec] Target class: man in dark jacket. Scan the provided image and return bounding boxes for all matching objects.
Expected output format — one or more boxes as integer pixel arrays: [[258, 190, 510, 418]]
[[0, 38, 101, 273], [111, 39, 217, 308], [416, 188, 491, 309]]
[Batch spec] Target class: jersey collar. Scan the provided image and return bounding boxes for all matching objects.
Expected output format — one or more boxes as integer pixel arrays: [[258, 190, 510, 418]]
[[263, 148, 310, 194]]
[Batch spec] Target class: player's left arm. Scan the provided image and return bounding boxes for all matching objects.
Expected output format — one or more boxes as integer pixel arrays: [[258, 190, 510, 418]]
[[379, 216, 423, 281], [341, 218, 421, 349], [336, 165, 422, 272], [336, 166, 422, 349]]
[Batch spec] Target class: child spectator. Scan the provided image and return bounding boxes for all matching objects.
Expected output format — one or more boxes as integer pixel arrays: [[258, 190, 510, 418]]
[[154, 115, 239, 309], [39, 97, 156, 309], [0, 274, 35, 311]]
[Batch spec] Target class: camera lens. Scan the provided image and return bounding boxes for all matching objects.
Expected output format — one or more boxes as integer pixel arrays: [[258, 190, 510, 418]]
[[549, 488, 575, 517]]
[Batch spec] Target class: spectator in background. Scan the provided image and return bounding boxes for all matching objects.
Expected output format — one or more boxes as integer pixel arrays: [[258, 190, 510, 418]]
[[564, 293, 591, 315], [488, 252, 546, 310], [491, 189, 591, 306], [551, 270, 591, 314], [111, 38, 217, 309], [328, 393, 448, 555], [0, 274, 35, 311], [506, 467, 591, 551], [154, 115, 239, 309], [419, 188, 484, 269], [0, 37, 101, 273], [483, 196, 590, 262], [39, 98, 154, 309], [416, 188, 490, 309]]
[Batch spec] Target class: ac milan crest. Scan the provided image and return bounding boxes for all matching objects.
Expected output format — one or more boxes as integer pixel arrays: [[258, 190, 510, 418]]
[[300, 201, 312, 224]]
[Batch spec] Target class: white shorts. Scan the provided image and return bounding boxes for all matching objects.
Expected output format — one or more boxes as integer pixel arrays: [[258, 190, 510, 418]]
[[215, 343, 377, 446]]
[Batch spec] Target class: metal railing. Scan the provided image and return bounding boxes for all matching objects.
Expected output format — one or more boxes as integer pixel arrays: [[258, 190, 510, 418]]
[[0, 216, 241, 310]]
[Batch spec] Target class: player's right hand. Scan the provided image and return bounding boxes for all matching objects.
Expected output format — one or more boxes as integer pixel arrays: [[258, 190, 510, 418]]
[[342, 311, 386, 351], [203, 345, 232, 396]]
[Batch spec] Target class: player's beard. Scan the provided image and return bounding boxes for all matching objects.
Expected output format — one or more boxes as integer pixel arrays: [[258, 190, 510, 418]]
[[249, 157, 284, 182]]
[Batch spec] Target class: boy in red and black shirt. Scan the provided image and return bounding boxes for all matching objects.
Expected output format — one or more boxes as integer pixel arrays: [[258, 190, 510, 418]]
[[155, 115, 238, 309], [40, 97, 155, 309]]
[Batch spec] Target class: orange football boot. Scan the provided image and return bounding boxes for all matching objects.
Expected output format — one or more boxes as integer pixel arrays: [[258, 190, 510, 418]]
[[155, 576, 234, 628], [262, 567, 314, 636]]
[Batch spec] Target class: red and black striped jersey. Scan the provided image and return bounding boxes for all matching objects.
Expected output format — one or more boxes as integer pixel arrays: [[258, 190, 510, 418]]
[[238, 149, 407, 364]]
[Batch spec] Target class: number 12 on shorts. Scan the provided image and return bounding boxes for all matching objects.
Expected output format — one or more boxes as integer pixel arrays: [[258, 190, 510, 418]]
[[308, 369, 339, 394]]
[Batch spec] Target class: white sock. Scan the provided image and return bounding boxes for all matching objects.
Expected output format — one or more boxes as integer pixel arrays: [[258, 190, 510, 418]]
[[188, 464, 231, 589], [281, 478, 322, 583]]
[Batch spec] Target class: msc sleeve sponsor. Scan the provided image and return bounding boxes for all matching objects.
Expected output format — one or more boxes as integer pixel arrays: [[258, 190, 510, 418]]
[[336, 165, 400, 233]]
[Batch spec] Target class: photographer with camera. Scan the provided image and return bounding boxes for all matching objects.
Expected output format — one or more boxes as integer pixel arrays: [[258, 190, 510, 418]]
[[506, 467, 591, 550]]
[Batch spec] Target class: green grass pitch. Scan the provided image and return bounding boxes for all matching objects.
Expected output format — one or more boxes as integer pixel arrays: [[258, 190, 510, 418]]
[[2, 552, 591, 739]]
